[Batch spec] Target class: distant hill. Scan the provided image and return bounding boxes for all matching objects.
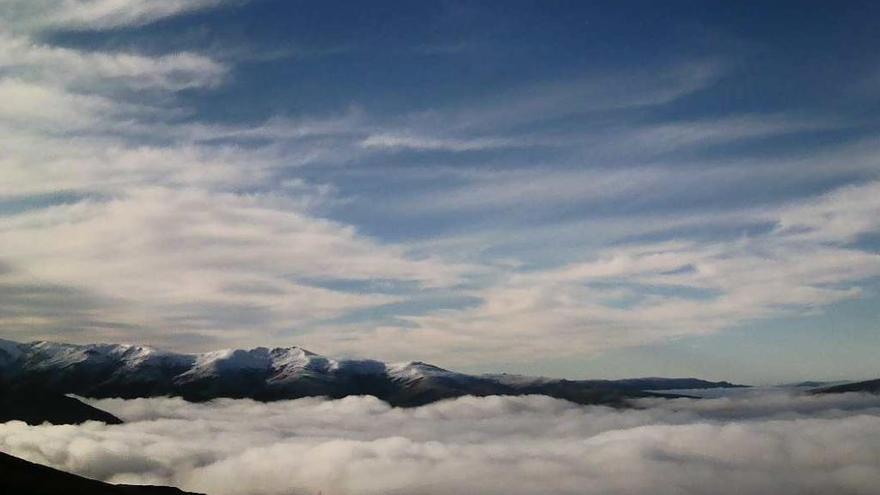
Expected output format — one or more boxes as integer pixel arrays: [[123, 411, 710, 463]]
[[813, 378, 880, 394], [0, 338, 744, 407], [0, 450, 200, 495], [785, 381, 835, 388], [585, 377, 746, 391]]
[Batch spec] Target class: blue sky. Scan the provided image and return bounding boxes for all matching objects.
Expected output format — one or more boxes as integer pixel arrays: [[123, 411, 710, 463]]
[[1, 0, 879, 383]]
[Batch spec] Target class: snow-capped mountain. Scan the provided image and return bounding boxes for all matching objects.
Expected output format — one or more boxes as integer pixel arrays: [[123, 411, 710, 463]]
[[0, 339, 741, 407]]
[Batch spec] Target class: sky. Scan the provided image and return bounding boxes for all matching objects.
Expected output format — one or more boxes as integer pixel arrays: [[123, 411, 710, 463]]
[[0, 0, 879, 383]]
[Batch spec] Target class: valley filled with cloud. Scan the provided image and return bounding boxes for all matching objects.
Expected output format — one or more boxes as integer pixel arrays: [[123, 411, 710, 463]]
[[2, 391, 879, 495]]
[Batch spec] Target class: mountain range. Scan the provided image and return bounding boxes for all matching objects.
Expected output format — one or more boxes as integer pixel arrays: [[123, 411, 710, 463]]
[[0, 338, 743, 408]]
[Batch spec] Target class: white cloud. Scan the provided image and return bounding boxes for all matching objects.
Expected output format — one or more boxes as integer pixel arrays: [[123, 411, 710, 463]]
[[0, 0, 480, 351], [2, 392, 880, 495], [360, 133, 517, 152], [0, 0, 240, 32], [355, 61, 728, 155], [300, 181, 880, 365], [386, 167, 672, 214], [0, 187, 465, 347], [0, 34, 227, 90], [0, 78, 125, 131], [612, 114, 837, 153], [0, 133, 280, 197], [775, 180, 880, 242], [377, 123, 878, 218], [438, 60, 726, 132]]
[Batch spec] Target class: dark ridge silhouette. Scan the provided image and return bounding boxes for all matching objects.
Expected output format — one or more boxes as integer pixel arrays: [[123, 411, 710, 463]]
[[814, 378, 880, 394], [0, 383, 122, 425], [0, 450, 202, 495]]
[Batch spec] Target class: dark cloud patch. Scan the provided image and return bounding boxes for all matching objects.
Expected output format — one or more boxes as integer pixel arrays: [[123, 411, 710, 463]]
[[0, 260, 149, 343]]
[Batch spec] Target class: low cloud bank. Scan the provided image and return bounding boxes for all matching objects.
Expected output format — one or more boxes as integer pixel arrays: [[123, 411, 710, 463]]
[[1, 391, 880, 495]]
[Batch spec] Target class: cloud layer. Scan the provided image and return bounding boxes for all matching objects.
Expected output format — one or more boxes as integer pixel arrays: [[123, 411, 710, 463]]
[[2, 391, 880, 495], [0, 1, 466, 350]]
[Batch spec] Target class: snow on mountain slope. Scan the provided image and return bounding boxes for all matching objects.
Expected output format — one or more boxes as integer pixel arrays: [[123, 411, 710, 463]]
[[387, 361, 451, 379], [385, 361, 481, 388], [2, 340, 462, 387], [173, 345, 355, 386], [26, 340, 102, 370], [268, 346, 337, 382], [177, 348, 270, 381], [109, 345, 196, 384], [11, 341, 191, 379]]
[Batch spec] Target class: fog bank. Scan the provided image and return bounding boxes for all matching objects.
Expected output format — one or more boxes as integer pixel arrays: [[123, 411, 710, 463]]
[[1, 391, 879, 495]]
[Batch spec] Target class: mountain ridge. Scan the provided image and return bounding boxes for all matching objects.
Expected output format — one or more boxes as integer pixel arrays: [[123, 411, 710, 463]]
[[813, 378, 880, 395], [0, 338, 743, 407]]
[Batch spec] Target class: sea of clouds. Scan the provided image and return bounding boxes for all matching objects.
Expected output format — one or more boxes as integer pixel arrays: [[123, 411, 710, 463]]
[[2, 390, 880, 495]]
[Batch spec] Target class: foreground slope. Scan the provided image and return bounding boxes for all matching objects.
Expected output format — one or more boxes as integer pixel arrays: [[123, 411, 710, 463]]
[[0, 450, 200, 495], [0, 339, 741, 407]]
